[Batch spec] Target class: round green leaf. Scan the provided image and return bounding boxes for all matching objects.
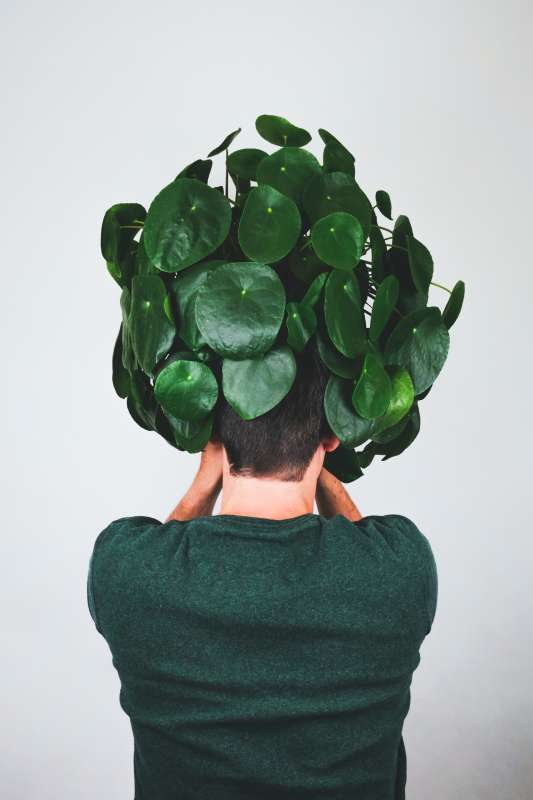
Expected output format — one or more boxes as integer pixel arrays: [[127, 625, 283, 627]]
[[143, 178, 232, 272], [256, 147, 321, 204], [316, 328, 359, 379], [222, 346, 296, 420], [384, 307, 449, 395], [324, 375, 376, 447], [227, 148, 268, 181], [303, 172, 372, 239], [324, 446, 363, 483], [286, 302, 317, 352], [311, 212, 365, 271], [207, 127, 241, 158], [129, 275, 176, 375], [195, 261, 286, 359], [372, 368, 415, 435], [238, 185, 301, 263], [154, 359, 218, 421], [352, 353, 392, 419], [170, 260, 225, 350], [370, 275, 399, 342], [407, 236, 434, 293], [375, 190, 392, 220], [255, 115, 311, 147], [442, 280, 465, 329], [324, 270, 366, 358]]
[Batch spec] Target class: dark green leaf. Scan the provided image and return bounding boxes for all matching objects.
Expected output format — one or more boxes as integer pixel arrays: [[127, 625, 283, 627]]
[[222, 345, 296, 420], [316, 328, 360, 379], [227, 148, 269, 180], [154, 359, 218, 421], [256, 147, 321, 204], [352, 353, 392, 419], [144, 178, 232, 272], [128, 369, 157, 430], [302, 272, 327, 307], [207, 127, 242, 157], [170, 259, 225, 351], [120, 287, 136, 373], [324, 270, 366, 358], [238, 185, 301, 263], [255, 115, 311, 147], [372, 367, 414, 435], [392, 215, 413, 247], [195, 261, 286, 358], [289, 244, 328, 284], [324, 375, 376, 447], [375, 190, 392, 219], [312, 212, 365, 271], [370, 224, 388, 283], [286, 302, 317, 352], [101, 203, 146, 264], [177, 159, 213, 183], [112, 326, 130, 398], [442, 280, 465, 329], [378, 403, 420, 460], [162, 409, 213, 452], [407, 236, 434, 293], [323, 140, 355, 177], [384, 307, 449, 394], [303, 172, 372, 240], [369, 275, 399, 342], [324, 445, 363, 483], [129, 275, 176, 375]]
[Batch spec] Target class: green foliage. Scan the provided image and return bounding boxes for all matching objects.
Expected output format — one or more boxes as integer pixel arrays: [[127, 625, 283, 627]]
[[102, 114, 465, 474]]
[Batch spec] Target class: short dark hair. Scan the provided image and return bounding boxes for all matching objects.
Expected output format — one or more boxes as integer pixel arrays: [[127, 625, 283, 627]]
[[212, 344, 332, 481]]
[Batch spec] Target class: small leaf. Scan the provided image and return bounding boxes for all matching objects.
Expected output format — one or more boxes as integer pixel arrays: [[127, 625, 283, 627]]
[[286, 302, 317, 352], [324, 270, 366, 358], [302, 272, 327, 307], [369, 275, 399, 342], [238, 185, 301, 263], [384, 307, 449, 395], [176, 159, 213, 183], [222, 346, 296, 420], [227, 148, 268, 180], [256, 147, 321, 205], [442, 280, 465, 329], [324, 375, 376, 447], [324, 446, 363, 483], [207, 127, 242, 157], [129, 275, 176, 375], [323, 140, 355, 177], [154, 359, 218, 421], [407, 236, 434, 293], [255, 115, 311, 147], [372, 367, 414, 435], [312, 212, 365, 271], [352, 353, 392, 419], [375, 190, 392, 219]]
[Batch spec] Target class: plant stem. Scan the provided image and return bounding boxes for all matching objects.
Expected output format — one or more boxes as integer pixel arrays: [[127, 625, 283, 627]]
[[300, 238, 313, 251], [390, 244, 408, 253], [225, 149, 229, 197], [431, 281, 452, 294], [120, 224, 143, 230], [371, 223, 394, 235]]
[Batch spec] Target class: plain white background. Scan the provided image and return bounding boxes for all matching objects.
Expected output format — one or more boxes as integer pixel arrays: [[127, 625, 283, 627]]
[[2, 1, 532, 797]]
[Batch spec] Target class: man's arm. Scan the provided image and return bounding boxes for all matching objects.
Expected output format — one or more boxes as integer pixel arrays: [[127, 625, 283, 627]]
[[165, 441, 223, 522], [315, 466, 362, 522]]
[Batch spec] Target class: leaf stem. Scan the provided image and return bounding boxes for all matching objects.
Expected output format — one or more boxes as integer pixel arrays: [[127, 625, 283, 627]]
[[430, 281, 452, 294], [371, 223, 394, 235]]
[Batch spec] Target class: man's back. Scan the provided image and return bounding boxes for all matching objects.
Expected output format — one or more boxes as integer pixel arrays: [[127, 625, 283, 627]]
[[88, 510, 437, 800]]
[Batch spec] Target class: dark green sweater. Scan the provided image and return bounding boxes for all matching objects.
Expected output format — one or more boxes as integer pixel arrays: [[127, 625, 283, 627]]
[[87, 512, 437, 800]]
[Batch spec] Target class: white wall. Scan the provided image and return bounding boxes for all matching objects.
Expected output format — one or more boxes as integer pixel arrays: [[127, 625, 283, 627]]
[[2, 1, 532, 797]]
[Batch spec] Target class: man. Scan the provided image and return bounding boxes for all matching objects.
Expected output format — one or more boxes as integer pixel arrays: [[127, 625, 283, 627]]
[[87, 346, 437, 800]]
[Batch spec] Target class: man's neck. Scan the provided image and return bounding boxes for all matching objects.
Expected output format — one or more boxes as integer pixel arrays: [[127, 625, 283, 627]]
[[219, 474, 316, 519]]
